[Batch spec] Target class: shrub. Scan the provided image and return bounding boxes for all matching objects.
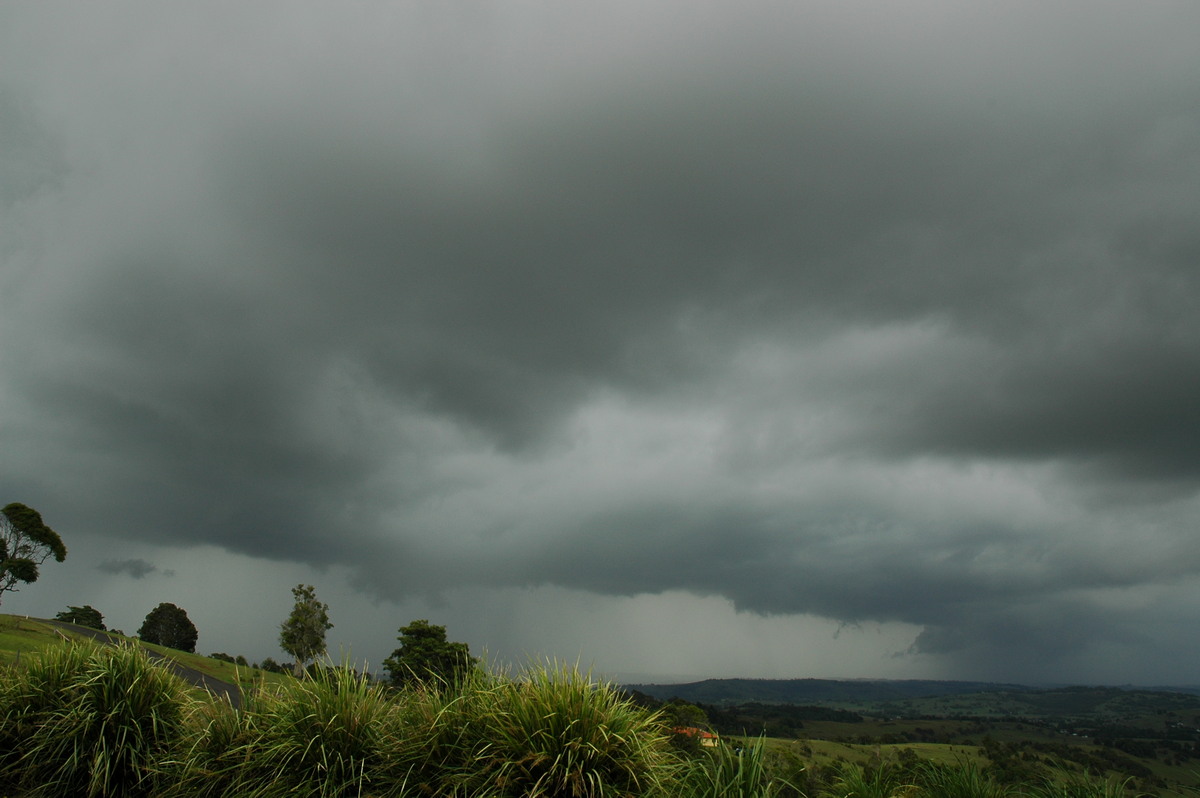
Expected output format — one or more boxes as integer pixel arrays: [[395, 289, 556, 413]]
[[170, 663, 408, 798], [0, 641, 190, 797], [460, 661, 676, 797]]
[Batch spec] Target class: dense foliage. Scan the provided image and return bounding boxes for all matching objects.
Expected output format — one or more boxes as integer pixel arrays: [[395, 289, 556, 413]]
[[383, 618, 477, 687], [138, 602, 198, 653], [0, 502, 67, 605], [55, 604, 107, 630]]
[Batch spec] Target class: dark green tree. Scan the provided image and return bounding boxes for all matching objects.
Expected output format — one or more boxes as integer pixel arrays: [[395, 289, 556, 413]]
[[137, 602, 198, 652], [0, 502, 67, 605], [55, 604, 106, 630], [279, 584, 332, 676], [659, 699, 712, 754], [383, 619, 477, 687], [257, 656, 288, 674]]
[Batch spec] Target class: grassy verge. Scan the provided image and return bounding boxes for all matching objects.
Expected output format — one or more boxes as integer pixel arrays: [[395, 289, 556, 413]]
[[0, 630, 1183, 797], [0, 613, 288, 693], [0, 614, 95, 665]]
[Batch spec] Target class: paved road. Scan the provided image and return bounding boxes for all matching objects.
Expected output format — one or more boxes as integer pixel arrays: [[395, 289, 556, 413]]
[[40, 619, 243, 708]]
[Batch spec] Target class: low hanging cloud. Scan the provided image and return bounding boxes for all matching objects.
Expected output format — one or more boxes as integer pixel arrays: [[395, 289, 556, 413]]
[[2, 0, 1200, 683], [97, 559, 173, 580]]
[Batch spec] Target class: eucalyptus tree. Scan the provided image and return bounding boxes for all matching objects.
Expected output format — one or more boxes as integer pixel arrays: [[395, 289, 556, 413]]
[[280, 584, 333, 676], [0, 502, 67, 606], [55, 604, 106, 631]]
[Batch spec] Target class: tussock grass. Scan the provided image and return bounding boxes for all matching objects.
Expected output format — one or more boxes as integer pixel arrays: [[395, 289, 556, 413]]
[[0, 640, 190, 797], [1023, 773, 1149, 798], [916, 760, 1014, 798], [820, 762, 917, 798], [167, 664, 408, 798], [681, 735, 802, 798], [477, 661, 676, 797], [388, 666, 504, 795], [0, 638, 1171, 798], [167, 659, 675, 797]]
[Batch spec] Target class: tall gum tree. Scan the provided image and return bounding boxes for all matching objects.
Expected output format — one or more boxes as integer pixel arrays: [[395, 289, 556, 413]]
[[0, 503, 67, 606], [279, 584, 333, 676]]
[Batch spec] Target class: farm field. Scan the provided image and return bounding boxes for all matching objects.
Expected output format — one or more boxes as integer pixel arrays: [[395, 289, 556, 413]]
[[632, 679, 1200, 794]]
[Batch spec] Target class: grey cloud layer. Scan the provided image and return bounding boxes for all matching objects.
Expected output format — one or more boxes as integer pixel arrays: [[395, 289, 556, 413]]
[[2, 1, 1199, 681], [97, 559, 170, 580]]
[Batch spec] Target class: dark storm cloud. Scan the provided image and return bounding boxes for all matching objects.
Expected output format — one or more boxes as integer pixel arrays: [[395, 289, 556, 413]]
[[3, 1, 1200, 681], [97, 558, 169, 580]]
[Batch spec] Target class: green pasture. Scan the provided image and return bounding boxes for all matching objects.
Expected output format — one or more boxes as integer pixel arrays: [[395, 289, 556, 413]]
[[0, 613, 286, 694], [0, 614, 89, 665]]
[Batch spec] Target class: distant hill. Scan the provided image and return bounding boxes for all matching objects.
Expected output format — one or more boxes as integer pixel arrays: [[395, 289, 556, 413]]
[[624, 678, 1200, 724], [623, 678, 1032, 706]]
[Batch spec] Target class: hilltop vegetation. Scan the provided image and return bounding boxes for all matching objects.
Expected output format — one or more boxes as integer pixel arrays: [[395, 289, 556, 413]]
[[4, 616, 1199, 796], [0, 634, 681, 797]]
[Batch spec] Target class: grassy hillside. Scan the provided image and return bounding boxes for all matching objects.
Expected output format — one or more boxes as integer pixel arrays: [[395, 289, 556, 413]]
[[0, 614, 72, 664], [0, 613, 288, 695], [5, 614, 1196, 795], [634, 677, 1200, 794]]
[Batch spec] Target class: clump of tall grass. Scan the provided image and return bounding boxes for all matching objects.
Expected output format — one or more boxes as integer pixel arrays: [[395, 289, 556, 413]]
[[471, 661, 677, 797], [681, 735, 802, 798], [916, 760, 1014, 798], [818, 760, 918, 798], [1023, 772, 1148, 798], [388, 665, 505, 795], [168, 663, 411, 798], [170, 659, 676, 798], [158, 693, 255, 797], [0, 640, 191, 797]]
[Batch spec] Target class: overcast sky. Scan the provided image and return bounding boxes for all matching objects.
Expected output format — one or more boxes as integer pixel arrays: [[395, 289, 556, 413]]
[[2, 2, 1199, 686]]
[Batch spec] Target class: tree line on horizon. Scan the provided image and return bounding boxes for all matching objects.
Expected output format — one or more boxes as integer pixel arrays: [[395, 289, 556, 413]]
[[50, 587, 476, 687], [3, 501, 476, 686]]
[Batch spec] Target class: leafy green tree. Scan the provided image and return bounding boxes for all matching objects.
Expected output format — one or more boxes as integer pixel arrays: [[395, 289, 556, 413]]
[[55, 604, 106, 630], [661, 698, 709, 730], [257, 656, 288, 674], [0, 502, 67, 605], [659, 699, 712, 754], [138, 602, 198, 652], [279, 584, 332, 676], [383, 619, 477, 687], [210, 652, 251, 667]]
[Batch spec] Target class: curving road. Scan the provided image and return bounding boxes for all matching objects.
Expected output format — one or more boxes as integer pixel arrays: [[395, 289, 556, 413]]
[[40, 619, 243, 708]]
